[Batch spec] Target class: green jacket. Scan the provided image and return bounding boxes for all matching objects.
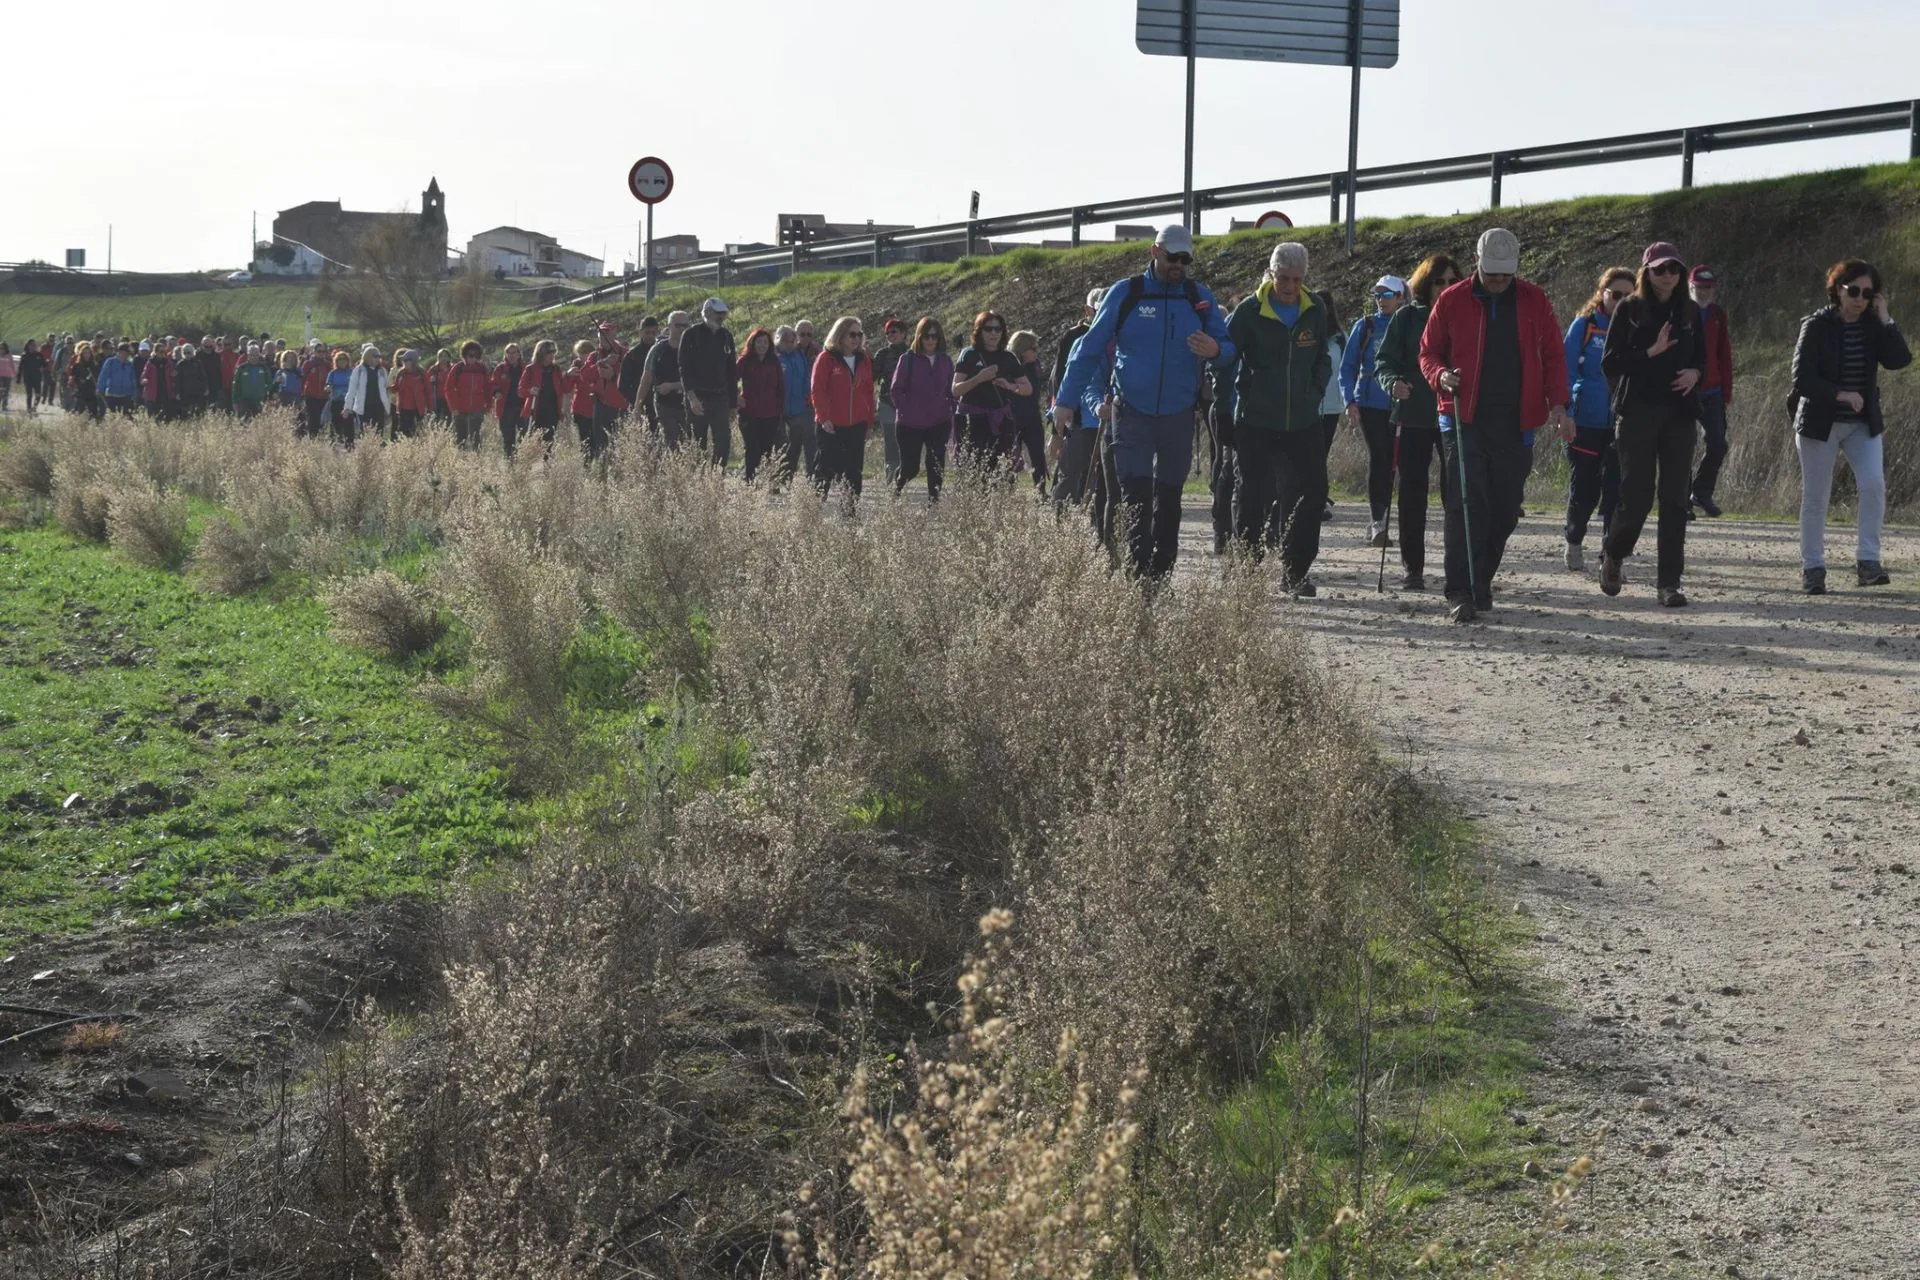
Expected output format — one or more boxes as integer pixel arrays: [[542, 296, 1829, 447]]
[[231, 361, 275, 404], [1226, 281, 1332, 433], [1373, 301, 1438, 430]]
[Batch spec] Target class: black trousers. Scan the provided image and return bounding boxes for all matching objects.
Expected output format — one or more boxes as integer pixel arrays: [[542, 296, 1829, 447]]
[[896, 424, 949, 499], [575, 411, 607, 460], [1396, 425, 1441, 574], [1564, 426, 1621, 545], [1017, 417, 1048, 489], [500, 404, 525, 456], [1207, 403, 1235, 543], [395, 408, 422, 438], [1692, 392, 1728, 505], [1605, 402, 1694, 588], [1358, 405, 1395, 523], [816, 423, 868, 496], [1440, 418, 1531, 605], [740, 415, 781, 482], [1234, 428, 1326, 582]]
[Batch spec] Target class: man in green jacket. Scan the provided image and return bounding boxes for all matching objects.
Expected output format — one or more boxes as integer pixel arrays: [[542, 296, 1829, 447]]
[[1223, 242, 1334, 595], [1373, 253, 1463, 590], [230, 343, 276, 421]]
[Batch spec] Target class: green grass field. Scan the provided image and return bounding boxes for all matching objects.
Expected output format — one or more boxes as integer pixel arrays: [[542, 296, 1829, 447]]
[[0, 527, 534, 942]]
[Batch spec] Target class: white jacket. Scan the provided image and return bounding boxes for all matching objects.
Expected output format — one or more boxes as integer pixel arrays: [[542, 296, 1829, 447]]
[[345, 365, 391, 416]]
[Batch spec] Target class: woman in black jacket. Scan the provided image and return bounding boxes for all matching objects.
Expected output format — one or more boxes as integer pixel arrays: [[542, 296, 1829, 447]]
[[1599, 242, 1705, 606], [1791, 259, 1912, 593]]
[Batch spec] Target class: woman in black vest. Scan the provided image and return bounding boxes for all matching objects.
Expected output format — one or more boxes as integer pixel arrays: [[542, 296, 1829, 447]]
[[1599, 242, 1705, 607]]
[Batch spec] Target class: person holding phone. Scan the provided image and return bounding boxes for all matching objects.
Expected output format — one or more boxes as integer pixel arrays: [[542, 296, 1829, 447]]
[[1790, 259, 1912, 593]]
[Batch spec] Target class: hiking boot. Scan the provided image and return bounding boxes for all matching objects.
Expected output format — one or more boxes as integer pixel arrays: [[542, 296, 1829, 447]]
[[1399, 570, 1426, 591], [1474, 590, 1494, 613], [1599, 553, 1624, 597], [1658, 586, 1689, 608], [1321, 499, 1335, 523], [1367, 520, 1391, 548], [1694, 494, 1723, 518], [1684, 505, 1697, 522], [1802, 566, 1827, 595], [1286, 576, 1317, 599], [1857, 559, 1891, 587], [1564, 542, 1585, 573], [1446, 597, 1476, 624]]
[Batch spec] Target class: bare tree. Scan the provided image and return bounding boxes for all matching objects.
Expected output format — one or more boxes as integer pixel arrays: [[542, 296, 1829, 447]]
[[318, 216, 487, 351]]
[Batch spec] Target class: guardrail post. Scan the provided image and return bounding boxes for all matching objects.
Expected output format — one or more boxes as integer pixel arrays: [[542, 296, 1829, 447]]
[[1070, 208, 1084, 247], [717, 256, 728, 287], [1681, 129, 1697, 189], [1329, 173, 1342, 226], [873, 234, 887, 270], [1911, 101, 1920, 159], [966, 221, 981, 258], [1490, 153, 1506, 208], [1192, 199, 1202, 237], [791, 245, 804, 279]]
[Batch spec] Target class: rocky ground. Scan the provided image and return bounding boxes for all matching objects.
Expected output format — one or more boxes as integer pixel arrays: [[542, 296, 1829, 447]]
[[1266, 501, 1920, 1278]]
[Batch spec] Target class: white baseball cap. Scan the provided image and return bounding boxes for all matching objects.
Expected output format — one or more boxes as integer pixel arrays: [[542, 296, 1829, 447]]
[[1373, 275, 1408, 296], [702, 296, 729, 314], [1476, 228, 1521, 275], [1154, 225, 1194, 256]]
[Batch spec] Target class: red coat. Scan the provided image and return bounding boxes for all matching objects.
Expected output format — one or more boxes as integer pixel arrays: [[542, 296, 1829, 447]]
[[563, 358, 627, 416], [810, 349, 875, 428], [1418, 277, 1568, 430], [444, 360, 494, 414], [517, 361, 576, 407], [736, 350, 785, 419], [1701, 302, 1734, 403], [300, 356, 331, 398], [391, 366, 433, 414], [428, 364, 453, 410], [219, 349, 243, 391]]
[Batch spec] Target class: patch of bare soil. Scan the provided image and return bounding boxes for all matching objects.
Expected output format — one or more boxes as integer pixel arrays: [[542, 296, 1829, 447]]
[[1244, 503, 1920, 1277], [0, 904, 433, 1255]]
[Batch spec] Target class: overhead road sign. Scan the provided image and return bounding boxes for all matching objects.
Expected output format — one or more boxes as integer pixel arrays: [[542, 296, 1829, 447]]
[[1136, 0, 1399, 67]]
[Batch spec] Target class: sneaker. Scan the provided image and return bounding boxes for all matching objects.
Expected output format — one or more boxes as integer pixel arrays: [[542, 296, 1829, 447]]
[[1286, 576, 1317, 598], [1446, 597, 1476, 624], [1658, 586, 1689, 607], [1367, 520, 1391, 548], [1399, 570, 1426, 591], [1694, 494, 1723, 518], [1474, 592, 1494, 613], [1600, 553, 1623, 597], [1564, 542, 1585, 573], [1803, 566, 1827, 595], [1857, 560, 1891, 587]]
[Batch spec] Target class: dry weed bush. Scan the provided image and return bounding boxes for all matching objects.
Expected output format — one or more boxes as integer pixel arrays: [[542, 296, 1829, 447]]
[[103, 471, 190, 570], [50, 450, 114, 542], [324, 568, 446, 661], [0, 422, 57, 499]]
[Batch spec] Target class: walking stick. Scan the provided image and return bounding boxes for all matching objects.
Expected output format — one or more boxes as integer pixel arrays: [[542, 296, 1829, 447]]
[[1451, 416, 1478, 601], [1377, 422, 1400, 593]]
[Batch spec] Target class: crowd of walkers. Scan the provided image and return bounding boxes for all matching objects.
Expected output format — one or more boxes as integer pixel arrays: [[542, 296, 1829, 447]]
[[3, 226, 1906, 606]]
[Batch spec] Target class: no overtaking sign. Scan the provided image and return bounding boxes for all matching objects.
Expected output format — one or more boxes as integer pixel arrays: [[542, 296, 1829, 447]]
[[629, 157, 673, 204]]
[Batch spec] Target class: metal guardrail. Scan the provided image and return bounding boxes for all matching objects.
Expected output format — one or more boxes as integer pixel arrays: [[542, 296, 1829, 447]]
[[542, 97, 1920, 314]]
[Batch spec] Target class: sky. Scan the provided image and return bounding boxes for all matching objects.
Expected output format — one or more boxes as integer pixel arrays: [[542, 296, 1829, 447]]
[[7, 0, 1920, 274]]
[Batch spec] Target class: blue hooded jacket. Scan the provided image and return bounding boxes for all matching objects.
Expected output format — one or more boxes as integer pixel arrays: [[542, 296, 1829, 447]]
[[777, 347, 812, 417], [96, 355, 138, 398], [1564, 312, 1613, 428], [1338, 312, 1394, 412], [1057, 267, 1235, 418]]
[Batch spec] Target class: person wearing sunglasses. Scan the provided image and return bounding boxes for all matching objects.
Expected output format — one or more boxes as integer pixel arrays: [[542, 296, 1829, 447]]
[[1687, 266, 1736, 518], [953, 310, 1028, 468], [1791, 259, 1912, 593], [1374, 253, 1462, 591], [1559, 266, 1634, 573], [1597, 242, 1706, 606], [1055, 224, 1234, 580], [1340, 274, 1408, 549], [1418, 227, 1570, 623], [636, 313, 691, 450], [810, 315, 876, 499]]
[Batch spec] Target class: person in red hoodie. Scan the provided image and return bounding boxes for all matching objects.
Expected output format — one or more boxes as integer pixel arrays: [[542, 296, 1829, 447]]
[[444, 341, 495, 450], [734, 326, 786, 482], [1419, 227, 1570, 623], [810, 316, 875, 499], [517, 340, 572, 449], [493, 342, 528, 455], [564, 340, 623, 460], [216, 337, 243, 415], [299, 341, 333, 437], [389, 350, 434, 438], [427, 349, 455, 426], [1687, 265, 1736, 517]]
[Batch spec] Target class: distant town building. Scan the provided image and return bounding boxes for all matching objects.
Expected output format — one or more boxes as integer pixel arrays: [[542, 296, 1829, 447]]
[[272, 178, 448, 271], [1113, 224, 1157, 243], [466, 226, 604, 277], [650, 234, 708, 265], [775, 214, 913, 246], [557, 248, 604, 279]]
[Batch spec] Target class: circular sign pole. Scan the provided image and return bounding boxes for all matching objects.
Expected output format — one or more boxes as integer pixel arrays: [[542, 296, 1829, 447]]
[[628, 157, 673, 302]]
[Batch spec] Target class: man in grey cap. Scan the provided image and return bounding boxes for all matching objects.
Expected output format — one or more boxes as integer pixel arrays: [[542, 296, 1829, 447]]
[[1055, 225, 1234, 579], [1418, 227, 1570, 622], [679, 296, 738, 465]]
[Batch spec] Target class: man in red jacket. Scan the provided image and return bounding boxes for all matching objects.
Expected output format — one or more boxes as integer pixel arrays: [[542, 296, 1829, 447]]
[[1688, 265, 1735, 517], [1419, 227, 1570, 623]]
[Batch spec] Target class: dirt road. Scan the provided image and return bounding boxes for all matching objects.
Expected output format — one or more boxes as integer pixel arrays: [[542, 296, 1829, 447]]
[[1225, 506, 1920, 1277]]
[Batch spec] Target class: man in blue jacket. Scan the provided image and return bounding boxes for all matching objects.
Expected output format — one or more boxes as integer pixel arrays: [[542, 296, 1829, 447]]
[[96, 341, 140, 415], [1057, 225, 1235, 580], [1340, 275, 1406, 547]]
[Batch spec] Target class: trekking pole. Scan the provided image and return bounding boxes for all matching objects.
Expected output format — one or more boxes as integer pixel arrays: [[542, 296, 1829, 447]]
[[1450, 412, 1478, 602], [1377, 422, 1399, 593]]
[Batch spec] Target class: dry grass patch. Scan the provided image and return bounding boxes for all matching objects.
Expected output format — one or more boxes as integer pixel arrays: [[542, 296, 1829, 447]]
[[324, 569, 446, 661]]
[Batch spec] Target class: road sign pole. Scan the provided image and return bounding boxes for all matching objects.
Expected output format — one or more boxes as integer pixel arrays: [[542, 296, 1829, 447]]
[[1183, 0, 1197, 229], [645, 202, 656, 303], [1344, 0, 1364, 256]]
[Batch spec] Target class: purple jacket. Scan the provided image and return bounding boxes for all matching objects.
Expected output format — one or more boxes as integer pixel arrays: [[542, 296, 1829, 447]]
[[889, 350, 955, 430]]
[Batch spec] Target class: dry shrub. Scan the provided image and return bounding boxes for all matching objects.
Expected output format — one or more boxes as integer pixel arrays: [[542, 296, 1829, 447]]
[[104, 473, 190, 570], [50, 452, 113, 542], [58, 1022, 125, 1054], [324, 569, 446, 661], [0, 425, 56, 499]]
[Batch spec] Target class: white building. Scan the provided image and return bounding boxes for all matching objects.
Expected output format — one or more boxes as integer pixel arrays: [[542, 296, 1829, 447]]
[[558, 248, 604, 278]]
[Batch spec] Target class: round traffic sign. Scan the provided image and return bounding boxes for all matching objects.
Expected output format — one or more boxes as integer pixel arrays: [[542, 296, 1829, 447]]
[[628, 157, 673, 205], [1255, 209, 1294, 229]]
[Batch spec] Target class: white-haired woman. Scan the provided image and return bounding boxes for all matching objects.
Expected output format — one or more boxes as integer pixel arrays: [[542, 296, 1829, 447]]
[[343, 345, 390, 444]]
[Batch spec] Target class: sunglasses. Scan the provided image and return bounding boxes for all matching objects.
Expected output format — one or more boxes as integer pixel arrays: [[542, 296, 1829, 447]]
[[1841, 285, 1878, 300], [1164, 253, 1194, 266], [1649, 263, 1683, 277], [1371, 289, 1397, 299], [1604, 288, 1630, 301]]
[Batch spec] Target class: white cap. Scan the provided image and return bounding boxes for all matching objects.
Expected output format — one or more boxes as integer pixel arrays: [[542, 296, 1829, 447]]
[[1373, 275, 1408, 296], [1154, 225, 1194, 255], [1476, 228, 1521, 275], [702, 296, 729, 314]]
